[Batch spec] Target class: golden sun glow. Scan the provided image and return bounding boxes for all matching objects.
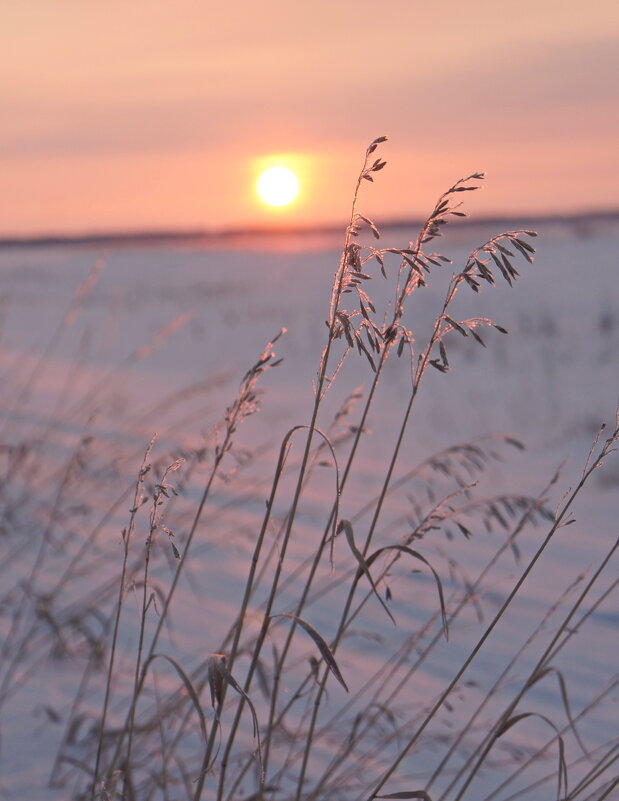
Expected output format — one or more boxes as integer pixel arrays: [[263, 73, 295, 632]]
[[257, 166, 300, 207]]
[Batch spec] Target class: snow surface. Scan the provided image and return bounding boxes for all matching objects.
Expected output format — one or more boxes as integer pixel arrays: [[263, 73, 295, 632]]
[[0, 217, 617, 800]]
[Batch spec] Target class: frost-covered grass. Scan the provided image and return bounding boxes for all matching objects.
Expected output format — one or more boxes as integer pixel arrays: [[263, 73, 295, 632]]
[[0, 141, 618, 801]]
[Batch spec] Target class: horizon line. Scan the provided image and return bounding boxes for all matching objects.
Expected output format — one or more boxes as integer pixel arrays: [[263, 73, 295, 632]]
[[1, 207, 618, 250]]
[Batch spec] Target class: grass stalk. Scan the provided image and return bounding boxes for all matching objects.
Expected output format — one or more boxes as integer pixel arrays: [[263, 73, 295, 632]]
[[92, 437, 154, 797], [480, 578, 619, 801], [364, 421, 618, 801], [201, 139, 388, 801], [449, 512, 618, 798], [306, 487, 551, 798], [294, 218, 527, 798]]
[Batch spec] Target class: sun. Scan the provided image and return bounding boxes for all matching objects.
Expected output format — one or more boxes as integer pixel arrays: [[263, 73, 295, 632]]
[[257, 166, 299, 207]]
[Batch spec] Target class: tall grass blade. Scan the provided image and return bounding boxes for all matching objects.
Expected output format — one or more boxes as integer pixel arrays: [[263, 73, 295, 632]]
[[273, 613, 349, 692]]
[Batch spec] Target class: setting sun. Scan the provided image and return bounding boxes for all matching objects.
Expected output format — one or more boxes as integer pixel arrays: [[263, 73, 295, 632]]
[[257, 166, 300, 207]]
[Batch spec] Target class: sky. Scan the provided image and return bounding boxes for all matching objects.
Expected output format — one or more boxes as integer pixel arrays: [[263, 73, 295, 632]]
[[1, 0, 618, 236]]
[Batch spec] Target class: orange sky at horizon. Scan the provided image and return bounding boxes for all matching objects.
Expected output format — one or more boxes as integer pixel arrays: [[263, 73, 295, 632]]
[[1, 0, 618, 236]]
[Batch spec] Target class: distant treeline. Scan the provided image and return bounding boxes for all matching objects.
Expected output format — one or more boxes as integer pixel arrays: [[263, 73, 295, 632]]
[[1, 209, 617, 250]]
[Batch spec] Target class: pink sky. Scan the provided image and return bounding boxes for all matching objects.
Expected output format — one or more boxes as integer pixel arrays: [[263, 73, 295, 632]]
[[2, 0, 618, 235]]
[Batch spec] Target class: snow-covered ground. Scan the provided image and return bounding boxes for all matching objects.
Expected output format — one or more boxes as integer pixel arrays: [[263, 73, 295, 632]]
[[0, 216, 617, 800]]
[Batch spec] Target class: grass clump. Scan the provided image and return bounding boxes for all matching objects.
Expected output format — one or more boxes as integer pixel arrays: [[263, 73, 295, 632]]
[[2, 139, 617, 801]]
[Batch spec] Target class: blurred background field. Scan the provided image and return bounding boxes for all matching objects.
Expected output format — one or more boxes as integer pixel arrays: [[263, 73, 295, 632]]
[[0, 214, 617, 799]]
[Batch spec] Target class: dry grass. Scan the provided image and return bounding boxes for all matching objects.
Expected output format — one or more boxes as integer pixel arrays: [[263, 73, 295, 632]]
[[1, 139, 617, 801]]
